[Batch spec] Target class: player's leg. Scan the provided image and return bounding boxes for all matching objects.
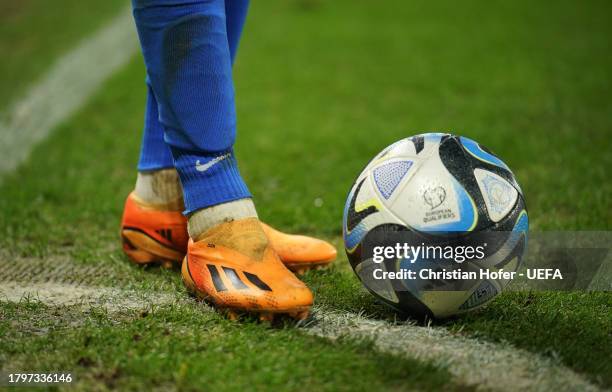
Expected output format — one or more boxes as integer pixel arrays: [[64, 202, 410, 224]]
[[121, 0, 336, 272], [121, 0, 249, 266], [225, 0, 250, 64], [121, 79, 188, 267], [130, 0, 312, 318]]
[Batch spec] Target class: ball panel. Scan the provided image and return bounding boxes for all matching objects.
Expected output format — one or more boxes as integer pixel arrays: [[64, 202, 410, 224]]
[[343, 176, 403, 252], [438, 135, 492, 231], [372, 160, 414, 200], [459, 136, 511, 171], [458, 280, 499, 312], [388, 146, 478, 232], [474, 168, 519, 223]]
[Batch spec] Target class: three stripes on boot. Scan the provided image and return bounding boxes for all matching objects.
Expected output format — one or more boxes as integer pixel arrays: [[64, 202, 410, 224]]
[[206, 264, 272, 292]]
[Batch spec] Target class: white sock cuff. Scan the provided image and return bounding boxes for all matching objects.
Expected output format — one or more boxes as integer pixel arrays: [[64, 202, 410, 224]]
[[188, 198, 258, 239], [134, 169, 183, 209]]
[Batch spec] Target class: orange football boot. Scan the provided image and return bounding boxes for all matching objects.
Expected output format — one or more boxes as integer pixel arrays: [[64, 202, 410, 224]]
[[121, 193, 336, 272], [182, 218, 313, 320], [261, 223, 336, 274], [120, 192, 188, 268]]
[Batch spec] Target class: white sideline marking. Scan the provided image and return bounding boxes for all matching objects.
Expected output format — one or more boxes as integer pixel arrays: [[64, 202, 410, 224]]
[[0, 282, 188, 312], [0, 280, 601, 391], [0, 7, 138, 180], [307, 309, 601, 392]]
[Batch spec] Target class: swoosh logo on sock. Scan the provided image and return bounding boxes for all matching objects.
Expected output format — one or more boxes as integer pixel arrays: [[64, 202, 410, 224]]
[[195, 153, 231, 172]]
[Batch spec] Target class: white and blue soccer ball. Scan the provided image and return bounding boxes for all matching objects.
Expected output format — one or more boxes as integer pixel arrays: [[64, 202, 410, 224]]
[[343, 133, 528, 318]]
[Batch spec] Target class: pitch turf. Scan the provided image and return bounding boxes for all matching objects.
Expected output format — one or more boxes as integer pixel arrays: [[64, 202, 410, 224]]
[[0, 0, 127, 108], [1, 0, 611, 390]]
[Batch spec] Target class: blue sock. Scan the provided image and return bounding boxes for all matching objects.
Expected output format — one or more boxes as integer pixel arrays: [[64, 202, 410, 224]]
[[132, 0, 250, 214], [137, 78, 174, 171], [137, 0, 249, 173], [225, 0, 250, 63]]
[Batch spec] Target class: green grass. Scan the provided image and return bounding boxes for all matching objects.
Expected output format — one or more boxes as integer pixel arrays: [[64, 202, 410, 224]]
[[445, 291, 612, 386], [0, 0, 611, 389], [0, 0, 126, 107], [1, 301, 460, 392]]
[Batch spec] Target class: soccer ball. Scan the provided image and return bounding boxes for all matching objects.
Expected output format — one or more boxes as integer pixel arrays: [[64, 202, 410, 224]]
[[343, 133, 528, 319]]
